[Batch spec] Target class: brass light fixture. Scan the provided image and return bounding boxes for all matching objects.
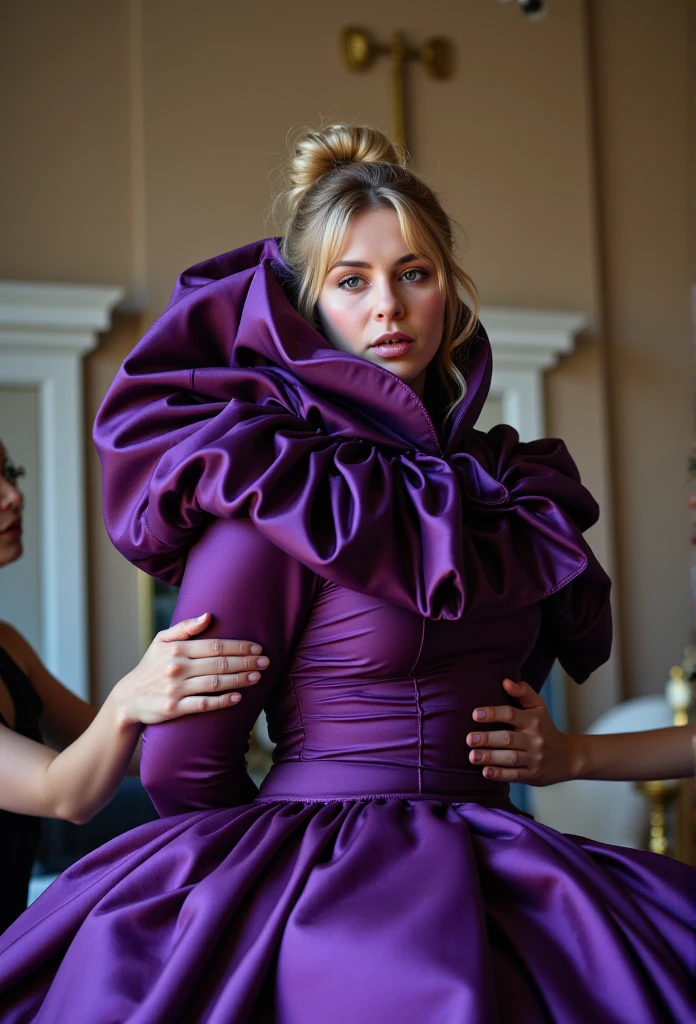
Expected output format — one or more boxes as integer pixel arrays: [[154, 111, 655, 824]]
[[636, 662, 694, 859], [339, 26, 454, 151]]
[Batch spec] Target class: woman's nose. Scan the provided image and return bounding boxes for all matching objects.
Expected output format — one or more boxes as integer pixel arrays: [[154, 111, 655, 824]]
[[372, 283, 404, 321], [0, 480, 22, 509]]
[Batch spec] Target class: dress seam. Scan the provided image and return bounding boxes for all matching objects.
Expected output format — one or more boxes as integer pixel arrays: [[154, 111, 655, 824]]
[[413, 677, 423, 794], [254, 794, 517, 807], [406, 618, 426, 678], [290, 673, 307, 761], [408, 620, 426, 795]]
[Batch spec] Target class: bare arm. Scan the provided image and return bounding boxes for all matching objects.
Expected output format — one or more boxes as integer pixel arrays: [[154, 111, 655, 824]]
[[0, 623, 96, 748], [467, 678, 695, 785], [140, 519, 319, 816], [0, 700, 138, 824], [569, 726, 694, 782], [0, 614, 268, 823]]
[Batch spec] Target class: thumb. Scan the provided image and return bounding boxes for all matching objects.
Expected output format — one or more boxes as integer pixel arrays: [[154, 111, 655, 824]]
[[503, 678, 542, 710], [158, 612, 210, 642]]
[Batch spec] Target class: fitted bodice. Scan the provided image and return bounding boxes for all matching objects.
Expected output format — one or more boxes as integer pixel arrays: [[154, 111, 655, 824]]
[[267, 580, 539, 783], [248, 570, 544, 808]]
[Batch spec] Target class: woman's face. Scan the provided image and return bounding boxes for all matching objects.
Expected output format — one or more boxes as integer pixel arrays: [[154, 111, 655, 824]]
[[316, 207, 446, 399], [0, 442, 24, 568]]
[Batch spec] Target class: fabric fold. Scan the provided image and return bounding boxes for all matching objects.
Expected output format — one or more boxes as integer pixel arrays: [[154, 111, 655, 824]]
[[94, 238, 609, 626], [0, 801, 692, 1024]]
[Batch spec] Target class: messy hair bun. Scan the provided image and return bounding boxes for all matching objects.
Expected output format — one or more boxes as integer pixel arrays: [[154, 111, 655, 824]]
[[283, 124, 405, 216]]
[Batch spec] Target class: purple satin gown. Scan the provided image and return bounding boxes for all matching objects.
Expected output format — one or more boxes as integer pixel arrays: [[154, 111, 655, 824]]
[[0, 240, 692, 1023]]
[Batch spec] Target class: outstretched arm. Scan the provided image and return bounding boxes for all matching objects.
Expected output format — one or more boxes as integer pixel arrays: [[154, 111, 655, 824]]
[[467, 679, 695, 784], [0, 615, 267, 822]]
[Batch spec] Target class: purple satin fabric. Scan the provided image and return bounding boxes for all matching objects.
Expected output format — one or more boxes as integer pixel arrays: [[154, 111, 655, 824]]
[[0, 806, 692, 1022], [0, 241, 691, 1022], [0, 517, 692, 1022], [91, 238, 609, 629]]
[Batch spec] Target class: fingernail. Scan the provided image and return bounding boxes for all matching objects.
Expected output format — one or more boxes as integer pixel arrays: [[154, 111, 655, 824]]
[[248, 672, 260, 682], [194, 613, 208, 623], [470, 733, 481, 745], [250, 645, 262, 655], [483, 767, 494, 778], [508, 679, 522, 689], [471, 751, 483, 763], [256, 656, 270, 669], [473, 709, 487, 720], [230, 693, 241, 703]]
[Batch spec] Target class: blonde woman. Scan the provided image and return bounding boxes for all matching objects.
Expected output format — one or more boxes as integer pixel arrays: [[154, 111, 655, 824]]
[[0, 126, 692, 1023], [0, 439, 266, 932]]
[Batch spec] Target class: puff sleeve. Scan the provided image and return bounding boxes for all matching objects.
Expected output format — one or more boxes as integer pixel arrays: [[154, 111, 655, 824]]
[[96, 369, 606, 625], [139, 517, 318, 816]]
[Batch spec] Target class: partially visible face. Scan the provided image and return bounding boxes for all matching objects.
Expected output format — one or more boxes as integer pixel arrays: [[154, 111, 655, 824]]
[[0, 442, 24, 568], [316, 207, 446, 399]]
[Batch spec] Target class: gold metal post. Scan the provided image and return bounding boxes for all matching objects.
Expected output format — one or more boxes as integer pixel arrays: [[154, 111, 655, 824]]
[[635, 659, 694, 859], [339, 26, 454, 151], [390, 32, 407, 149], [666, 665, 692, 726], [635, 779, 679, 855]]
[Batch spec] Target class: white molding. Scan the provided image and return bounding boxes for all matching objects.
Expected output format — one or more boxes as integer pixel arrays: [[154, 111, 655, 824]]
[[0, 281, 123, 699], [0, 329, 100, 355], [0, 282, 123, 334], [481, 307, 588, 441]]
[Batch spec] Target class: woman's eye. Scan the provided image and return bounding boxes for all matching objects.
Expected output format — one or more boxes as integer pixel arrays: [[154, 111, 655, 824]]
[[401, 268, 427, 282], [339, 275, 363, 290], [3, 460, 25, 487]]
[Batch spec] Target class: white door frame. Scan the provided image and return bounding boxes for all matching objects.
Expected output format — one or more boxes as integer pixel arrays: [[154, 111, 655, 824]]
[[0, 282, 122, 698]]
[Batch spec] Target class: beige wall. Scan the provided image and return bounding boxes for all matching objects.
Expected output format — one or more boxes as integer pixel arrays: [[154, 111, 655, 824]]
[[0, 0, 691, 724], [587, 0, 693, 714]]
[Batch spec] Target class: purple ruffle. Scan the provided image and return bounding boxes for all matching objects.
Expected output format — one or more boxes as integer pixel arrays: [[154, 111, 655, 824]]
[[94, 238, 609, 625]]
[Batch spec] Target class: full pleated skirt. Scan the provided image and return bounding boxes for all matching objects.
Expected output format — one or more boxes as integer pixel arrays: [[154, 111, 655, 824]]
[[0, 799, 693, 1023]]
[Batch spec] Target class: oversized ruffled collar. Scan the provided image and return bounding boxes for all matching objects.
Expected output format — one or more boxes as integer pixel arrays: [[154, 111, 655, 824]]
[[164, 237, 491, 456], [96, 236, 609, 639]]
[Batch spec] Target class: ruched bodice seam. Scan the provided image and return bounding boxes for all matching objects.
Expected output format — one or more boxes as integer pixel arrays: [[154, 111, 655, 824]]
[[289, 673, 308, 761], [406, 619, 426, 677], [408, 620, 426, 794], [413, 677, 423, 794]]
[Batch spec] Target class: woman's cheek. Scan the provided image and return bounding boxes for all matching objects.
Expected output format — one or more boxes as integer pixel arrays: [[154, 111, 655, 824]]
[[322, 303, 365, 356], [421, 289, 446, 322]]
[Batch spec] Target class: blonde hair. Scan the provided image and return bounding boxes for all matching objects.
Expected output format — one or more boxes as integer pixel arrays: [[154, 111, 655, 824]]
[[276, 123, 480, 423]]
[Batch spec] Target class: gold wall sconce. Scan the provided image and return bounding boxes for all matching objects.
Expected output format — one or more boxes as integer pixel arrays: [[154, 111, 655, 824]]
[[339, 26, 455, 151], [636, 661, 695, 861]]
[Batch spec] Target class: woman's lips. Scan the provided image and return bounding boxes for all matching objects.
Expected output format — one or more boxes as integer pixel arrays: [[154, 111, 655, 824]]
[[370, 341, 413, 359], [369, 334, 415, 360], [0, 522, 22, 539]]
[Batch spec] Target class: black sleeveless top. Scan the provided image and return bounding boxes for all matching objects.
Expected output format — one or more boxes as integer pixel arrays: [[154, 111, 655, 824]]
[[0, 645, 43, 933]]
